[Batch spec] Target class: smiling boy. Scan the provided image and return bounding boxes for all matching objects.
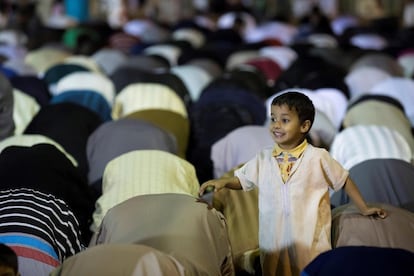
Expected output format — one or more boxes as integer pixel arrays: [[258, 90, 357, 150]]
[[199, 91, 386, 276]]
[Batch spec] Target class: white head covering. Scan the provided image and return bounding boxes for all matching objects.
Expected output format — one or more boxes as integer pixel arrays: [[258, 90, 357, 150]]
[[369, 77, 414, 127], [55, 71, 115, 107], [350, 33, 388, 50], [398, 52, 414, 78], [345, 67, 392, 100], [330, 15, 359, 36], [91, 48, 127, 76], [172, 28, 205, 48], [170, 64, 212, 102], [245, 21, 298, 45], [259, 46, 298, 70]]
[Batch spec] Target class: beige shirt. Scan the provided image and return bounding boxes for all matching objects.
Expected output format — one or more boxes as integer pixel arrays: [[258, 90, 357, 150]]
[[91, 193, 234, 275], [112, 82, 188, 119]]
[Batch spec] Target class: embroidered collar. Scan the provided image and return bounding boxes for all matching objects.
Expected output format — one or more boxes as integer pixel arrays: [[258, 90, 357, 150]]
[[272, 139, 308, 158]]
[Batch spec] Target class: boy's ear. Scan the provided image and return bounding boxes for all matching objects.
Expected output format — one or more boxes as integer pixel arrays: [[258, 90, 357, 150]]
[[300, 120, 311, 133]]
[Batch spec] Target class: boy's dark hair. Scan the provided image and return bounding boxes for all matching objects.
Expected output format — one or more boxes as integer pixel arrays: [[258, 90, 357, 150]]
[[0, 243, 18, 274], [271, 91, 315, 129]]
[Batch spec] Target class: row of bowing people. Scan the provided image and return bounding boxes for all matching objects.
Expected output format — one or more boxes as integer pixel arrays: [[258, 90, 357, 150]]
[[0, 96, 413, 275], [1, 7, 414, 275]]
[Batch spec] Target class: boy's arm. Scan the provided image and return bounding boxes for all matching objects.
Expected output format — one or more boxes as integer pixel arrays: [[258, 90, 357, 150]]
[[199, 176, 242, 196], [343, 177, 387, 218]]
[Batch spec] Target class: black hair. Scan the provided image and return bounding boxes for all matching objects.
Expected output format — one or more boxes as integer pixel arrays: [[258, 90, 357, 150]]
[[0, 244, 18, 274], [271, 91, 315, 129]]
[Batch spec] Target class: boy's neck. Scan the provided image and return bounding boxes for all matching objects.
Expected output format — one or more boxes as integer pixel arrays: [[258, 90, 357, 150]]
[[273, 139, 308, 157]]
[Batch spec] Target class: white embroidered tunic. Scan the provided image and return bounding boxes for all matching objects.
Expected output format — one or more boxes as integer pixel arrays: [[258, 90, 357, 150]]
[[235, 144, 348, 276]]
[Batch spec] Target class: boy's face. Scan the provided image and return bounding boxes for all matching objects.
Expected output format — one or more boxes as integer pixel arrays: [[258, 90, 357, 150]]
[[269, 104, 311, 150]]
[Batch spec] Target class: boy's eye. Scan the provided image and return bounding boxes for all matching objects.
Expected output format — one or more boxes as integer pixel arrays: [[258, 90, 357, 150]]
[[282, 119, 289, 123]]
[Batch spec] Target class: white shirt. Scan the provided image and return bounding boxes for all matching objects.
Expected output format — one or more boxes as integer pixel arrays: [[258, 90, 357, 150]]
[[235, 144, 348, 274], [330, 125, 413, 170]]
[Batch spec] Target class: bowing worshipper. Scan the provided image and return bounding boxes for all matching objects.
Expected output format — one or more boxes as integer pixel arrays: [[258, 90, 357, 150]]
[[177, 50, 224, 79], [349, 52, 404, 77], [24, 102, 103, 179], [344, 66, 391, 101], [187, 74, 267, 183], [397, 50, 414, 78], [258, 46, 298, 72], [0, 72, 14, 141], [171, 26, 207, 51], [330, 158, 414, 212], [12, 88, 40, 135], [49, 90, 112, 122], [341, 95, 414, 154], [128, 45, 173, 63], [0, 188, 84, 276], [90, 48, 128, 76], [86, 118, 178, 195], [111, 83, 188, 121], [331, 203, 414, 252], [24, 47, 71, 76], [142, 43, 184, 68], [241, 56, 283, 88], [273, 55, 349, 100], [109, 67, 191, 111], [89, 193, 235, 276], [140, 0, 196, 27], [209, 125, 276, 274], [107, 29, 142, 55], [208, 125, 274, 273], [50, 244, 186, 276], [220, 67, 273, 101], [0, 134, 78, 167], [329, 125, 413, 171], [369, 76, 414, 127], [301, 246, 414, 276], [125, 109, 190, 159], [42, 63, 90, 96], [91, 150, 200, 232], [225, 49, 261, 73], [211, 165, 260, 275], [0, 143, 96, 244], [54, 71, 115, 107], [120, 18, 170, 45], [211, 125, 274, 179], [9, 75, 51, 107], [170, 64, 213, 102], [63, 55, 103, 74]]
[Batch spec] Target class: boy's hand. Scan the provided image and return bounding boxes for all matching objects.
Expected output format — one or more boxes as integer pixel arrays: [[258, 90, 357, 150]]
[[361, 207, 387, 219], [199, 179, 225, 196]]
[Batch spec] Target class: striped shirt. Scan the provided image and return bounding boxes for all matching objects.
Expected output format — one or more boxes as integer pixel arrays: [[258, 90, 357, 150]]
[[92, 150, 200, 232], [0, 188, 84, 267], [330, 125, 413, 170]]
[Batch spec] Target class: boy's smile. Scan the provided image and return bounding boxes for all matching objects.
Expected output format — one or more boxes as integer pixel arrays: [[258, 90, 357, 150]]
[[269, 104, 310, 150]]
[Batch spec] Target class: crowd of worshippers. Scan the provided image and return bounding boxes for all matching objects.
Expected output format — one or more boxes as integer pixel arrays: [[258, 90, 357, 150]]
[[0, 0, 414, 275]]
